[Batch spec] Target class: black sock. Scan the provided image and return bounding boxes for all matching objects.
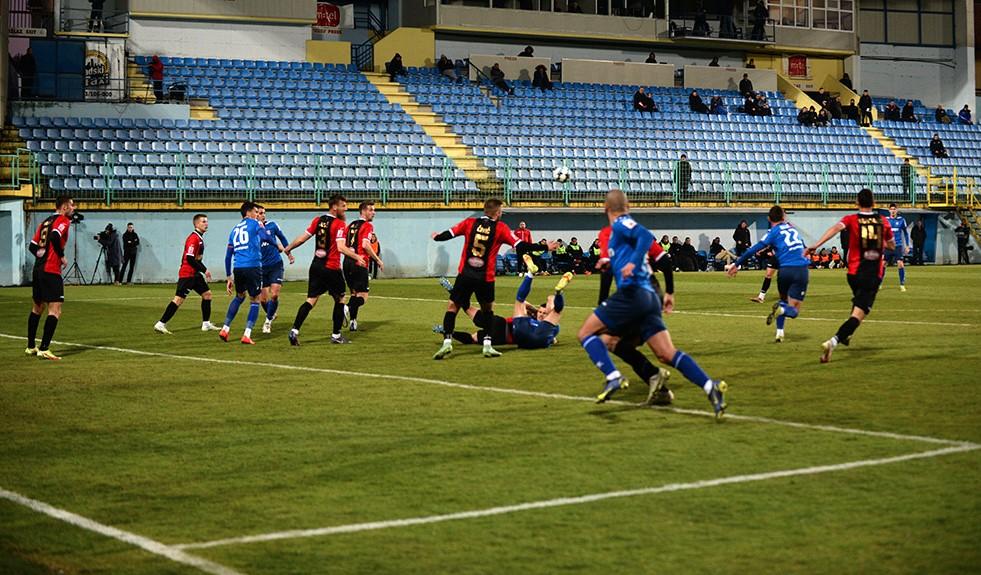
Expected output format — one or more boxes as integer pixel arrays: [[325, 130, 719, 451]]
[[27, 312, 41, 348], [201, 299, 211, 322], [453, 331, 474, 345], [261, 300, 268, 313], [332, 301, 344, 334], [348, 295, 365, 320], [835, 316, 862, 346], [598, 272, 614, 305], [39, 315, 58, 351], [761, 276, 772, 294], [293, 302, 313, 331], [442, 311, 457, 336], [472, 310, 490, 329], [160, 302, 179, 323], [613, 340, 659, 381]]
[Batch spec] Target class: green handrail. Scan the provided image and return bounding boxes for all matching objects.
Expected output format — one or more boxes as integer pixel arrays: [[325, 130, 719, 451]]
[[314, 155, 324, 206], [773, 163, 783, 204], [723, 162, 732, 205], [176, 153, 186, 206], [380, 156, 389, 206], [821, 164, 829, 206], [442, 157, 451, 206], [103, 152, 114, 206]]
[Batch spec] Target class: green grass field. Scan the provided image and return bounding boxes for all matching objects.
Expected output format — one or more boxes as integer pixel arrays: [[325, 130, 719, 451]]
[[1, 266, 980, 575]]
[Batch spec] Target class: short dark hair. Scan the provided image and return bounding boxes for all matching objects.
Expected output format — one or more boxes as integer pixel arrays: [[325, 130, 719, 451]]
[[55, 195, 73, 209], [239, 201, 256, 216], [889, 202, 898, 208], [127, 222, 133, 226], [193, 213, 207, 223], [254, 203, 265, 210], [359, 200, 375, 212], [328, 194, 347, 208], [768, 205, 785, 222], [857, 188, 874, 208]]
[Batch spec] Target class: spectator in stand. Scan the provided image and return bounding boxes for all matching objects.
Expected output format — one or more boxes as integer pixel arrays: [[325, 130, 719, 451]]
[[120, 222, 139, 284], [883, 101, 901, 121], [633, 86, 657, 112], [828, 96, 844, 120], [490, 63, 514, 95], [930, 133, 949, 158], [935, 105, 952, 124], [797, 106, 816, 127], [840, 72, 853, 90], [901, 100, 918, 122], [733, 220, 751, 257], [859, 90, 874, 126], [677, 153, 692, 194], [148, 55, 165, 103], [532, 64, 553, 91], [745, 59, 756, 68], [567, 237, 585, 273], [739, 73, 754, 97], [386, 53, 407, 82], [910, 219, 926, 265], [709, 237, 735, 268], [815, 107, 830, 127], [958, 105, 973, 125], [815, 87, 829, 108], [693, 6, 711, 36], [19, 48, 36, 98], [689, 90, 709, 114], [742, 93, 758, 116], [710, 95, 728, 115], [756, 95, 773, 116], [751, 0, 769, 40], [719, 0, 737, 38], [708, 56, 720, 67], [645, 51, 657, 63], [437, 55, 461, 83], [518, 46, 534, 57], [843, 98, 860, 124], [955, 219, 971, 264], [829, 246, 843, 269]]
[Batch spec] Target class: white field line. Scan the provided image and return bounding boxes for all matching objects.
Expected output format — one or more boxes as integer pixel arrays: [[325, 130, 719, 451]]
[[175, 443, 979, 550], [0, 487, 245, 575], [0, 332, 973, 449]]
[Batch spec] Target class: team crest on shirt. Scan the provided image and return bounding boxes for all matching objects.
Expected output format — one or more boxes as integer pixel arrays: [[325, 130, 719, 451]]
[[468, 257, 485, 268]]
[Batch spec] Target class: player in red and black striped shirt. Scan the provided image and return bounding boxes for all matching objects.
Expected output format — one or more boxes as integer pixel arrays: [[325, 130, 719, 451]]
[[430, 198, 541, 359], [26, 195, 74, 360], [807, 188, 895, 363], [154, 214, 219, 334], [343, 201, 383, 332]]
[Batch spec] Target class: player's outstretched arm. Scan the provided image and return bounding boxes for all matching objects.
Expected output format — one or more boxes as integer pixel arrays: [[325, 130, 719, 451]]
[[432, 230, 454, 241], [283, 231, 312, 257], [807, 221, 845, 254]]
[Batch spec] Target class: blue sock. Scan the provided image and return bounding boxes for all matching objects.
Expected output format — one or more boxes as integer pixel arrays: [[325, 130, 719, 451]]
[[776, 314, 786, 330], [553, 292, 564, 313], [266, 298, 279, 321], [671, 350, 711, 390], [899, 267, 906, 285], [780, 301, 799, 318], [224, 296, 244, 326], [516, 274, 534, 303], [582, 335, 618, 378], [246, 302, 260, 330]]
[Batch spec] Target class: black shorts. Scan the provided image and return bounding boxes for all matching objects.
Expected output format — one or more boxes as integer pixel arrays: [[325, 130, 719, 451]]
[[308, 264, 346, 298], [847, 271, 882, 315], [477, 315, 510, 346], [449, 275, 495, 308], [344, 260, 370, 293], [32, 268, 64, 303], [234, 267, 262, 298], [766, 255, 780, 270], [176, 274, 210, 298]]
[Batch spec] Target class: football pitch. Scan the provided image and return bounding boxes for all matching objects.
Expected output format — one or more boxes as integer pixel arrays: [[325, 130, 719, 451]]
[[1, 267, 980, 574]]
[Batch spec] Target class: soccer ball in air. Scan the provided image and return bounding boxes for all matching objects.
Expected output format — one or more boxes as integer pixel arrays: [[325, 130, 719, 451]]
[[552, 166, 571, 183]]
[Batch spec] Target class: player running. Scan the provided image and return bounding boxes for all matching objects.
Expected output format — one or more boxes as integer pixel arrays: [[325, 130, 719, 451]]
[[748, 246, 778, 303], [885, 202, 910, 292], [219, 201, 267, 344], [26, 195, 74, 360], [430, 198, 539, 360], [343, 201, 383, 332], [256, 205, 293, 333], [807, 188, 895, 363], [283, 194, 364, 346], [726, 206, 810, 343], [579, 190, 727, 418], [154, 214, 220, 334]]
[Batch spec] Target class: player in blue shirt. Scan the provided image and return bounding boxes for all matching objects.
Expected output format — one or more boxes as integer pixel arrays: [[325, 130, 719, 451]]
[[727, 206, 810, 342], [220, 201, 266, 344], [256, 205, 293, 334], [577, 190, 727, 419], [884, 203, 910, 292]]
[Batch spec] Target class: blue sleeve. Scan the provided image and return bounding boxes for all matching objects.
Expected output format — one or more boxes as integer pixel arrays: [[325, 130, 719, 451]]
[[275, 225, 289, 248], [619, 220, 653, 270], [224, 244, 234, 276], [734, 234, 772, 267]]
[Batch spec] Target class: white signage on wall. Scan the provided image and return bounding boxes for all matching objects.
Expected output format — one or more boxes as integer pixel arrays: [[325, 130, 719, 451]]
[[84, 39, 125, 102], [312, 2, 354, 41]]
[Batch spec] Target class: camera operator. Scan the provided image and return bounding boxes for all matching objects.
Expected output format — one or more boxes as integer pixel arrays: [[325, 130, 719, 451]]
[[120, 223, 140, 284], [95, 223, 123, 284]]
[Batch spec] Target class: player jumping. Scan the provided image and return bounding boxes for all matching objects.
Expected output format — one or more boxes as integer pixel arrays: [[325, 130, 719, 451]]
[[155, 213, 220, 334], [727, 205, 810, 343], [284, 194, 364, 346], [343, 201, 384, 332], [220, 201, 266, 344], [807, 188, 895, 363], [26, 195, 74, 360], [579, 189, 727, 418], [256, 205, 293, 333], [885, 202, 910, 292]]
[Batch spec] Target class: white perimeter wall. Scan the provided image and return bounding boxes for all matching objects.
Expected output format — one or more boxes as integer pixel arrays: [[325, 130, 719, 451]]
[[859, 44, 977, 110], [128, 19, 309, 61]]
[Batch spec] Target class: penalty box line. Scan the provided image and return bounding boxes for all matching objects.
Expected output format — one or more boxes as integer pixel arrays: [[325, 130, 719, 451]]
[[0, 332, 975, 451], [175, 443, 979, 550]]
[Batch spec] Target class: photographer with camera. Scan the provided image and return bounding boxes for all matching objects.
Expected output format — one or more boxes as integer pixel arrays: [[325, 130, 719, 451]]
[[95, 223, 122, 284]]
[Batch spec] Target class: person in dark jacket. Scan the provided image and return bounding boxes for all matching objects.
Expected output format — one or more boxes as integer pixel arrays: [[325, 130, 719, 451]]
[[490, 63, 514, 95], [708, 56, 720, 67], [839, 72, 853, 90], [739, 73, 753, 97], [935, 105, 952, 124], [858, 90, 874, 126], [828, 96, 843, 119], [88, 0, 105, 32], [900, 157, 914, 195], [743, 94, 758, 116], [883, 101, 901, 121], [97, 223, 122, 284], [751, 0, 769, 40], [149, 55, 164, 102], [386, 53, 407, 82], [929, 133, 948, 158], [645, 51, 657, 63], [437, 55, 460, 83], [676, 153, 692, 194], [955, 219, 971, 264], [677, 237, 699, 271], [910, 219, 926, 265], [733, 220, 751, 256], [958, 105, 973, 125], [689, 90, 709, 114], [532, 64, 553, 91], [518, 46, 534, 57], [710, 95, 728, 115], [901, 100, 918, 122], [843, 98, 860, 123], [632, 87, 657, 112], [120, 222, 140, 284]]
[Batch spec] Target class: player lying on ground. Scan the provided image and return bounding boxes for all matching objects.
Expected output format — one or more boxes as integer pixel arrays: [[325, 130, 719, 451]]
[[154, 213, 221, 335], [579, 189, 727, 419]]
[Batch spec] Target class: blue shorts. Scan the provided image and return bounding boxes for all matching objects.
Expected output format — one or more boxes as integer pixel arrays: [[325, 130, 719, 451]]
[[777, 266, 809, 301], [884, 248, 903, 265], [234, 267, 262, 298], [595, 285, 666, 342], [512, 317, 559, 349], [261, 262, 284, 287]]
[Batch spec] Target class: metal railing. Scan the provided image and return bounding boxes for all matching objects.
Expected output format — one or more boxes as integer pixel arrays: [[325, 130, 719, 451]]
[[0, 149, 41, 195], [58, 6, 129, 34]]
